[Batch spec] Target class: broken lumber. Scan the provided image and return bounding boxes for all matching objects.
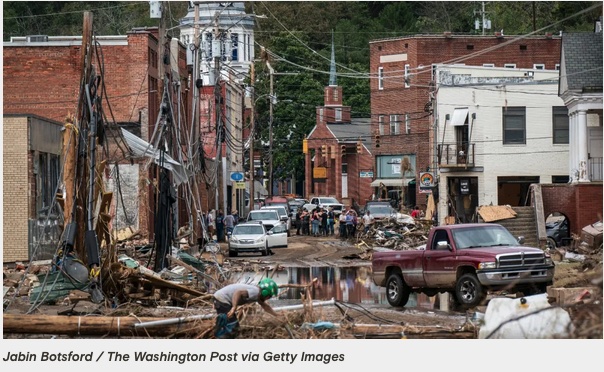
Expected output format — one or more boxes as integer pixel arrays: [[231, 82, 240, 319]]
[[3, 314, 214, 337]]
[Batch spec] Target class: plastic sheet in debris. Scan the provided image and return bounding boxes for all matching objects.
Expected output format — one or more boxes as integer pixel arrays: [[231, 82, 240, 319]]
[[300, 321, 336, 330], [478, 293, 574, 339]]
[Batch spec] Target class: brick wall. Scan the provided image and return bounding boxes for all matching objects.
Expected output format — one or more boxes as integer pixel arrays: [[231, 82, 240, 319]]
[[3, 116, 30, 262], [541, 183, 603, 235], [3, 31, 192, 243], [370, 35, 562, 203]]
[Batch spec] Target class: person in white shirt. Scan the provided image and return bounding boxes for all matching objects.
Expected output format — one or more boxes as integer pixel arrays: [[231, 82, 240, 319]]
[[362, 210, 375, 233]]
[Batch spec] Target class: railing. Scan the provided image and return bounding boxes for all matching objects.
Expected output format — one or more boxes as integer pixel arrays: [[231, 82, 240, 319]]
[[437, 143, 475, 167], [589, 157, 603, 182]]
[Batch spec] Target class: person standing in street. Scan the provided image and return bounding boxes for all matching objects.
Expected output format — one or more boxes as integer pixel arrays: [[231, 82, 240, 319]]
[[327, 208, 335, 236], [339, 211, 347, 239], [295, 208, 303, 235], [311, 208, 320, 237], [302, 209, 310, 235], [345, 210, 354, 238], [224, 211, 235, 239], [362, 210, 375, 234], [411, 206, 422, 219], [216, 209, 225, 242], [320, 208, 328, 236], [232, 209, 239, 225]]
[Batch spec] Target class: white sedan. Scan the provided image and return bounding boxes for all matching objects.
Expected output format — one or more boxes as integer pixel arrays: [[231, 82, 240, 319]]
[[227, 221, 288, 257]]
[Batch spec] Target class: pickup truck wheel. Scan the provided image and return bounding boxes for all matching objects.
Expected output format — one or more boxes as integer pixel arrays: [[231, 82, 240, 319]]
[[386, 274, 410, 307], [546, 237, 557, 250], [455, 274, 485, 309]]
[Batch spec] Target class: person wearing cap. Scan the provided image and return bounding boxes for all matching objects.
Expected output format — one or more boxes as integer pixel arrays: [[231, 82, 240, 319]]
[[212, 278, 281, 338]]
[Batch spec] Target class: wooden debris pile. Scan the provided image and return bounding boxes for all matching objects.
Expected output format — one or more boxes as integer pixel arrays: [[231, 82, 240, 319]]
[[351, 217, 433, 257]]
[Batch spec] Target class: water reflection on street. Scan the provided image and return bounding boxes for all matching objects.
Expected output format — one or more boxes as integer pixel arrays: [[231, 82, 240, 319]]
[[232, 265, 436, 309]]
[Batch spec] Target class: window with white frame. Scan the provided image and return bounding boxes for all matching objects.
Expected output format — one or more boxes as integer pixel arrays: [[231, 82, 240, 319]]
[[552, 106, 569, 144], [404, 64, 410, 88], [378, 67, 384, 90], [533, 64, 545, 70], [333, 88, 338, 101], [503, 107, 526, 144], [335, 108, 342, 122], [555, 64, 560, 70], [319, 108, 324, 123], [504, 63, 516, 68], [482, 63, 495, 67], [405, 113, 410, 134], [390, 114, 400, 134], [378, 115, 385, 135]]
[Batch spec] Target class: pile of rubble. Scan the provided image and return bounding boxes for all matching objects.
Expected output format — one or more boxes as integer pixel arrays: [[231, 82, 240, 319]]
[[548, 221, 603, 270], [351, 215, 432, 254]]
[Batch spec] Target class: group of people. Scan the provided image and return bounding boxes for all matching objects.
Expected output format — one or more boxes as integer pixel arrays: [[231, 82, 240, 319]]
[[293, 207, 365, 239], [204, 209, 240, 242], [294, 207, 336, 237]]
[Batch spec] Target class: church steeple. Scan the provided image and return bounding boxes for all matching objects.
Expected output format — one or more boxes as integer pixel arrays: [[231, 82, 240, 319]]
[[329, 30, 337, 86]]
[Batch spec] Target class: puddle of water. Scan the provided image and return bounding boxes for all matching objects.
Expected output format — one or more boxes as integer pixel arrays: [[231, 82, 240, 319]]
[[231, 266, 437, 310]]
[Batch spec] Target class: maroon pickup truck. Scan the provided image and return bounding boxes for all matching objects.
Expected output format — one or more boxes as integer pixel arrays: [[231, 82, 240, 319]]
[[372, 223, 555, 309]]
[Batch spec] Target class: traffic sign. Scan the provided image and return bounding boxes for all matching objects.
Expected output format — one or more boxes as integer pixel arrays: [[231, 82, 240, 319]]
[[230, 172, 244, 182]]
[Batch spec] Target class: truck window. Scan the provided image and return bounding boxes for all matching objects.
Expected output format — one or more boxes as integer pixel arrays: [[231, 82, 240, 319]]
[[432, 230, 449, 250]]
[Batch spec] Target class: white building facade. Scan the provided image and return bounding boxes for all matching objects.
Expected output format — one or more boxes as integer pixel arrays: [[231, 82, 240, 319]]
[[180, 1, 255, 85], [435, 65, 569, 225]]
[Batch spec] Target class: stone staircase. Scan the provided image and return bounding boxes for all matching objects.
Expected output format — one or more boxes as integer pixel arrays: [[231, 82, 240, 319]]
[[480, 206, 540, 247]]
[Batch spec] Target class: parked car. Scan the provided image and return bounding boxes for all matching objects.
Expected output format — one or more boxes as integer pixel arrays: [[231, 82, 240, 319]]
[[302, 203, 319, 212], [309, 196, 345, 216], [246, 210, 281, 232], [227, 221, 288, 257], [261, 205, 292, 235], [364, 201, 398, 221], [546, 215, 570, 249]]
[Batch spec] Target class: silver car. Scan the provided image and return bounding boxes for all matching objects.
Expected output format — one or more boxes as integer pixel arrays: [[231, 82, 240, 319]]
[[228, 222, 288, 257]]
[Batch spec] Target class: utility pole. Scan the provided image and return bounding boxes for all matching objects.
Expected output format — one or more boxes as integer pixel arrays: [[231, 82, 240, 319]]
[[266, 60, 274, 198], [481, 1, 486, 36], [192, 2, 200, 159], [474, 1, 490, 36], [249, 63, 255, 209], [213, 11, 221, 214]]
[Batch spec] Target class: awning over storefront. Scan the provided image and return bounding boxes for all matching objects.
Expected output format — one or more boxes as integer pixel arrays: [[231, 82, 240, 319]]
[[370, 178, 412, 187]]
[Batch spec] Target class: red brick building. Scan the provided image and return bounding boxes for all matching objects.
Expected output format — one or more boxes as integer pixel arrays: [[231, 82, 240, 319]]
[[369, 34, 562, 209], [304, 81, 373, 208], [3, 29, 195, 250]]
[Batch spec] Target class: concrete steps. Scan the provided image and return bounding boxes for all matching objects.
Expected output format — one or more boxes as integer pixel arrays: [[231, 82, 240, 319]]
[[480, 206, 540, 247]]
